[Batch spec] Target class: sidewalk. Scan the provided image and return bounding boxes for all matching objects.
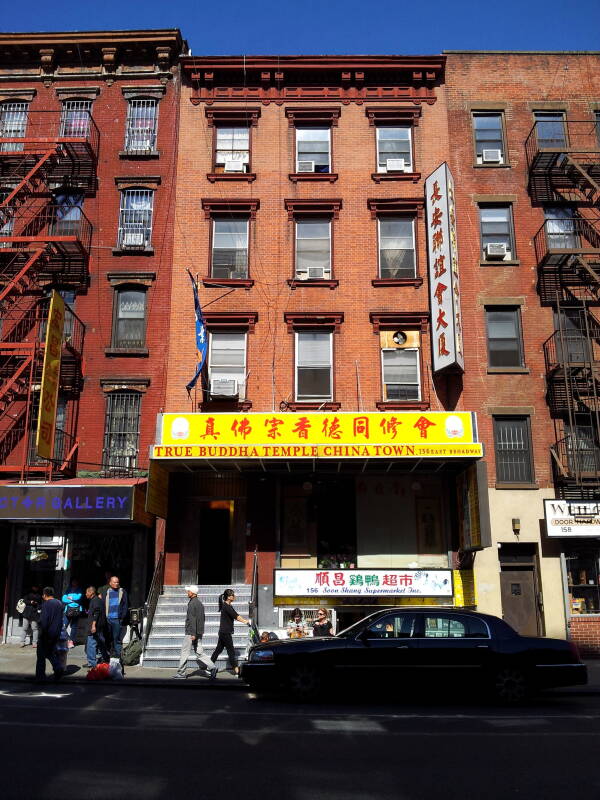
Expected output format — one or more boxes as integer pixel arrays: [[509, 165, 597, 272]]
[[0, 643, 242, 688]]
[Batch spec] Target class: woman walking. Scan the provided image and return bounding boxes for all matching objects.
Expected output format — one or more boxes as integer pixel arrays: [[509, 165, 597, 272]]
[[210, 589, 250, 677]]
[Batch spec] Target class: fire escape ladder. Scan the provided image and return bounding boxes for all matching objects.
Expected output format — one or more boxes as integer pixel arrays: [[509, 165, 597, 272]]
[[0, 349, 34, 414], [0, 246, 46, 308]]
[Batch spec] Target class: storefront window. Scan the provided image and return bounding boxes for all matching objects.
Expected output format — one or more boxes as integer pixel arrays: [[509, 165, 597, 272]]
[[566, 548, 600, 614]]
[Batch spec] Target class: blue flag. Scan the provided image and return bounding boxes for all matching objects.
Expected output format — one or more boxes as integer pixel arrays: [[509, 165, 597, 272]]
[[186, 269, 208, 393]]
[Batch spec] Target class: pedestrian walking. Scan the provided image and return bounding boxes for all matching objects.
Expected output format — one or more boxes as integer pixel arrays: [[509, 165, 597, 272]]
[[172, 585, 216, 679], [62, 578, 83, 649], [35, 587, 65, 683], [101, 576, 128, 659], [84, 586, 108, 668], [20, 585, 41, 647], [210, 589, 250, 677]]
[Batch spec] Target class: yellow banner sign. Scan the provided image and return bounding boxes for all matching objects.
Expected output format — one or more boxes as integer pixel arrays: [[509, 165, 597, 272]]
[[36, 291, 65, 460], [152, 412, 482, 460]]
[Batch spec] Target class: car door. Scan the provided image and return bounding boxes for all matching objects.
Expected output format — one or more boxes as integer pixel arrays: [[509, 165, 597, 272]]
[[341, 612, 420, 677], [414, 613, 493, 680]]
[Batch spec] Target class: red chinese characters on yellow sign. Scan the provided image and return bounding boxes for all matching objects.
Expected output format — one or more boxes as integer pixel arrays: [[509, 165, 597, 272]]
[[36, 291, 65, 460]]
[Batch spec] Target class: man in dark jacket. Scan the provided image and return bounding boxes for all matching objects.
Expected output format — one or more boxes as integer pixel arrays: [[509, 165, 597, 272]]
[[36, 587, 64, 682], [84, 586, 108, 668], [172, 585, 216, 679], [20, 585, 41, 647]]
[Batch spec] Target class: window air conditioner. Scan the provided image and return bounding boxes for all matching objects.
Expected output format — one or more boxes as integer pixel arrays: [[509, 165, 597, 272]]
[[224, 159, 246, 173], [297, 160, 315, 173], [486, 242, 508, 259], [122, 231, 145, 248], [230, 271, 247, 280], [308, 267, 327, 279], [210, 378, 239, 398], [386, 158, 406, 172], [482, 149, 502, 163]]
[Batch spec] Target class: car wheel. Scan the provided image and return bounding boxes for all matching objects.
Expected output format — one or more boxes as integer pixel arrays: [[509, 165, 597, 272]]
[[492, 666, 529, 704], [287, 664, 321, 700]]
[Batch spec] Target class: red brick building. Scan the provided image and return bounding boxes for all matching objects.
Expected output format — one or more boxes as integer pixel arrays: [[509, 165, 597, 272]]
[[153, 55, 487, 636], [0, 29, 186, 641]]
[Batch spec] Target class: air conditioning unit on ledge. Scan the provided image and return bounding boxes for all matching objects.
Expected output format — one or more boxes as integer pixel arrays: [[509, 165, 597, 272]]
[[482, 149, 502, 163], [121, 231, 145, 248], [224, 159, 246, 173], [297, 160, 315, 173], [386, 158, 406, 172], [486, 242, 508, 259], [308, 267, 327, 279], [210, 378, 238, 398]]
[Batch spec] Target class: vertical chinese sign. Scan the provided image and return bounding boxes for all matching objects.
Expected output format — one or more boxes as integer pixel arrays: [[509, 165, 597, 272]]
[[36, 290, 65, 460], [425, 163, 464, 373]]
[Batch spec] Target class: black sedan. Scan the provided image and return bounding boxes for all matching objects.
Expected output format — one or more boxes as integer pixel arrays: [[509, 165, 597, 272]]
[[241, 608, 587, 702]]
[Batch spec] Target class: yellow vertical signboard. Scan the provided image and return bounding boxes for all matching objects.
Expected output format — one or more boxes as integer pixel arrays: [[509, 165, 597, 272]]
[[36, 291, 65, 460]]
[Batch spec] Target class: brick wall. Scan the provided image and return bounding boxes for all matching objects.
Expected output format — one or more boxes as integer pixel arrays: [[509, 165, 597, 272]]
[[569, 616, 600, 657]]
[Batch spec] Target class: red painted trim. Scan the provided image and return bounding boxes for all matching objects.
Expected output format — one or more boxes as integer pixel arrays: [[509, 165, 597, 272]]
[[202, 277, 254, 290], [371, 171, 421, 184], [201, 198, 259, 219], [284, 198, 342, 220], [203, 311, 258, 331], [372, 277, 424, 288], [287, 279, 339, 290], [207, 172, 256, 183], [284, 311, 344, 332], [365, 106, 423, 126], [367, 197, 425, 218], [289, 172, 338, 183], [370, 311, 429, 333]]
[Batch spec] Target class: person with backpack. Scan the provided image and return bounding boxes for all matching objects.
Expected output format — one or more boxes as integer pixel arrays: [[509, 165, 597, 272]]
[[210, 589, 250, 677], [172, 585, 216, 679], [62, 578, 83, 649], [84, 586, 108, 668], [19, 585, 41, 647]]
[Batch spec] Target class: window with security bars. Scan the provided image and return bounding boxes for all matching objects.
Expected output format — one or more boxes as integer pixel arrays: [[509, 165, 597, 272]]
[[381, 349, 420, 401], [112, 287, 147, 349], [296, 331, 332, 401], [0, 102, 28, 152], [493, 416, 534, 484], [118, 189, 154, 249], [534, 112, 567, 149], [60, 100, 91, 138], [485, 307, 524, 368], [295, 219, 331, 279], [296, 127, 330, 173], [472, 113, 505, 164], [103, 391, 142, 472], [208, 332, 246, 399], [125, 99, 158, 152], [211, 219, 248, 278], [376, 126, 412, 172], [215, 127, 250, 172], [378, 217, 415, 278]]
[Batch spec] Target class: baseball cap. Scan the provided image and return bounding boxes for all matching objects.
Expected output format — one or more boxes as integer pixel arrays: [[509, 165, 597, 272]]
[[185, 585, 199, 594]]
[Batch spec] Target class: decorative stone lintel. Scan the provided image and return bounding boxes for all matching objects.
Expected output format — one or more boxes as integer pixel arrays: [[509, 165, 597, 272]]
[[367, 197, 425, 219], [114, 175, 161, 189], [56, 86, 101, 100], [285, 106, 341, 127], [365, 106, 422, 126], [284, 198, 342, 220], [205, 106, 261, 127], [122, 84, 166, 100], [100, 377, 150, 392], [369, 311, 429, 334], [203, 312, 258, 331], [0, 88, 36, 102], [201, 198, 259, 220], [284, 311, 344, 332], [107, 271, 156, 287]]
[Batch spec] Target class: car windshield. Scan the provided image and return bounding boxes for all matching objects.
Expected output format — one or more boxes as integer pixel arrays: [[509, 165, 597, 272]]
[[335, 611, 384, 638]]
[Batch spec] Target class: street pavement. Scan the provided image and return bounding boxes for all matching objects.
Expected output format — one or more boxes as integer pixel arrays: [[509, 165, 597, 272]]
[[1, 644, 600, 800]]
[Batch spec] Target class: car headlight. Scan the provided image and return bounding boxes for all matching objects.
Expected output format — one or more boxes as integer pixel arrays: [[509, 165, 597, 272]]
[[251, 649, 274, 663]]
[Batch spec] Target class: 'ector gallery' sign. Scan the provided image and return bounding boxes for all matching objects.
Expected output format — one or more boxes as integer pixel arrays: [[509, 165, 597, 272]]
[[0, 485, 135, 521], [274, 569, 454, 597]]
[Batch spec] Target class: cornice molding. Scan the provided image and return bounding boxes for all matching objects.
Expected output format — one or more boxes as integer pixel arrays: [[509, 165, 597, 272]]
[[284, 198, 342, 220], [284, 312, 344, 332], [201, 198, 260, 219], [205, 106, 261, 127], [367, 197, 425, 219], [369, 311, 429, 334]]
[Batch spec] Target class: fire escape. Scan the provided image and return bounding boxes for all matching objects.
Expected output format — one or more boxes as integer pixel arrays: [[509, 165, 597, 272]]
[[527, 117, 600, 498], [0, 110, 97, 481]]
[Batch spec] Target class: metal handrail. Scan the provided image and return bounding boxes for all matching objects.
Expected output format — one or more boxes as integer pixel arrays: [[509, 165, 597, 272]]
[[143, 551, 165, 649], [249, 546, 259, 624], [526, 119, 600, 171]]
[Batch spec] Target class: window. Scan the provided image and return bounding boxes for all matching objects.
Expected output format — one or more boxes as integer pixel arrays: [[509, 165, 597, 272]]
[[0, 102, 28, 152], [124, 99, 158, 152], [112, 287, 147, 349], [296, 127, 330, 173], [0, 188, 14, 245], [295, 331, 332, 401], [367, 614, 415, 639], [378, 217, 415, 278], [485, 307, 524, 368], [103, 391, 142, 472], [376, 126, 412, 172], [493, 416, 534, 483], [381, 348, 420, 400], [59, 100, 91, 138], [544, 206, 578, 250], [566, 548, 600, 615], [211, 219, 248, 279], [208, 332, 247, 399], [534, 112, 567, 149], [472, 113, 505, 164], [479, 204, 515, 260], [295, 219, 331, 279], [565, 423, 600, 475], [117, 189, 154, 249], [554, 308, 591, 363], [424, 616, 466, 639], [50, 194, 83, 237], [215, 127, 250, 172]]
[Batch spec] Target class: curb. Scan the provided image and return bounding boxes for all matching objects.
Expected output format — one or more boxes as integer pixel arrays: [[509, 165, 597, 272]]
[[0, 673, 247, 689]]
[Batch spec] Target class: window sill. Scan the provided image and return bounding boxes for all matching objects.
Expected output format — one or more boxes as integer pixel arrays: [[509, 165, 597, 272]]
[[479, 259, 520, 267], [112, 247, 154, 256], [202, 277, 254, 289], [487, 367, 530, 374], [119, 150, 160, 159], [287, 402, 341, 411], [287, 278, 339, 290], [200, 399, 252, 412], [472, 163, 512, 169], [376, 400, 429, 411], [495, 482, 539, 490], [207, 172, 257, 183], [289, 172, 338, 183], [105, 347, 149, 357], [371, 171, 421, 183], [372, 277, 423, 288]]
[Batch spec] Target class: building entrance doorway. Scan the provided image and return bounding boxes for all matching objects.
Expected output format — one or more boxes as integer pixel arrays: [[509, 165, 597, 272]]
[[198, 501, 232, 585]]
